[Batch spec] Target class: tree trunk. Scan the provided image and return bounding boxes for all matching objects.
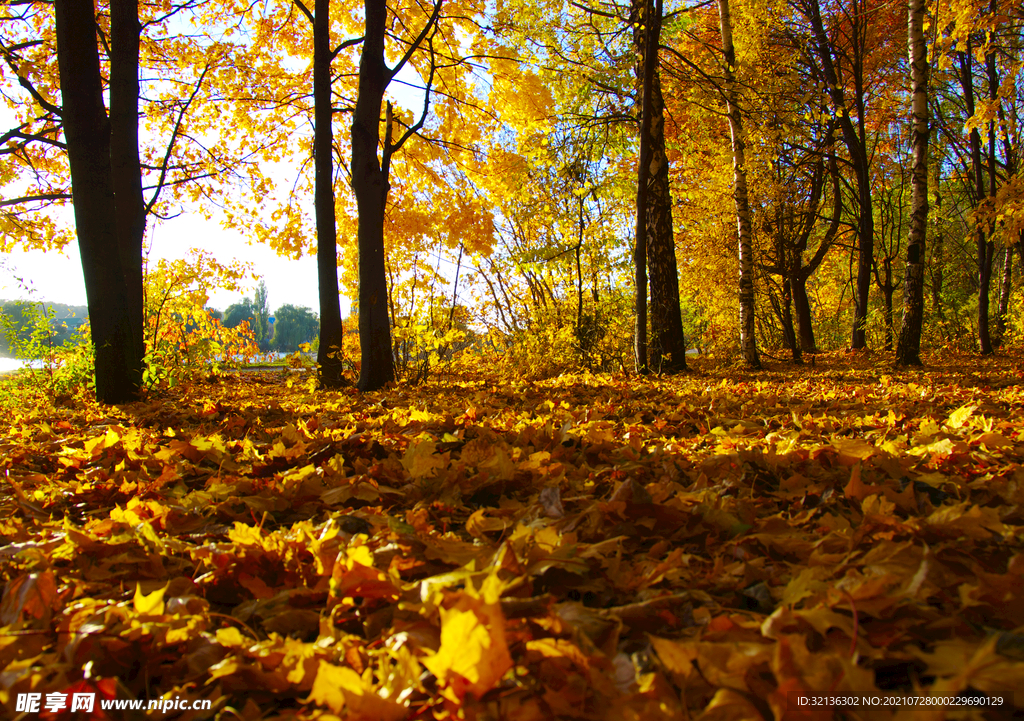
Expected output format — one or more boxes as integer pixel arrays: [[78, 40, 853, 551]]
[[312, 0, 347, 388], [804, 0, 873, 349], [780, 277, 801, 363], [55, 0, 141, 403], [631, 0, 686, 373], [882, 276, 893, 351], [994, 245, 1012, 346], [352, 0, 395, 391], [929, 157, 944, 317], [895, 0, 928, 365], [790, 271, 816, 353], [633, 0, 661, 374], [718, 0, 760, 368], [959, 44, 993, 355], [982, 37, 1000, 352], [647, 72, 688, 373], [109, 0, 146, 370]]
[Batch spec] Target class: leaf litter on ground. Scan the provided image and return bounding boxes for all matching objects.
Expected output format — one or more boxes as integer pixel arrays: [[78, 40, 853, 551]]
[[1, 350, 1023, 720]]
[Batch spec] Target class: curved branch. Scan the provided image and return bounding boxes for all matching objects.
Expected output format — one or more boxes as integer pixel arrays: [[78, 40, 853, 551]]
[[387, 0, 442, 81], [144, 63, 211, 215]]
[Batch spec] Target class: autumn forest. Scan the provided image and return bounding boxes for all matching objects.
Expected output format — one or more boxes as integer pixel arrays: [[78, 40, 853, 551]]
[[1, 0, 1023, 718]]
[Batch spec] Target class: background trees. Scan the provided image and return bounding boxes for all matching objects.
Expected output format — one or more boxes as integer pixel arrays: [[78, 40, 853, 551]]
[[3, 0, 1024, 399], [272, 304, 319, 351], [223, 280, 271, 351]]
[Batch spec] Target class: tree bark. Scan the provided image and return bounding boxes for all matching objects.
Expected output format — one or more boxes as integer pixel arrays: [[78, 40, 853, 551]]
[[958, 43, 994, 355], [790, 272, 816, 353], [982, 35, 1000, 352], [352, 0, 396, 391], [633, 0, 660, 374], [631, 0, 687, 373], [994, 245, 1012, 346], [929, 156, 944, 317], [55, 0, 141, 403], [895, 0, 929, 366], [718, 0, 760, 368], [881, 271, 894, 351], [109, 0, 146, 371], [779, 278, 800, 363], [803, 0, 873, 349], [311, 0, 347, 388]]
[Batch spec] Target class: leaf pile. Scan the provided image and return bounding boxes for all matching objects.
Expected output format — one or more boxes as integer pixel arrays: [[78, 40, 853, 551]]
[[2, 352, 1023, 719]]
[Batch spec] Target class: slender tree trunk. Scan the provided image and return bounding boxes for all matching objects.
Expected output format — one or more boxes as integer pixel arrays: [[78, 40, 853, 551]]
[[791, 271, 816, 353], [312, 0, 347, 387], [109, 0, 145, 371], [780, 276, 801, 363], [804, 0, 873, 349], [982, 38, 1000, 352], [994, 245, 1012, 346], [930, 158, 944, 317], [646, 71, 688, 373], [895, 0, 928, 365], [576, 204, 584, 326], [959, 45, 993, 354], [55, 0, 140, 403], [882, 275, 894, 351], [718, 0, 760, 368], [628, 0, 686, 373], [633, 0, 661, 374], [352, 0, 396, 391]]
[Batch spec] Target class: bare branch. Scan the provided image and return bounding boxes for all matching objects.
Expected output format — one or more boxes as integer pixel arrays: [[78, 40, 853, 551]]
[[390, 38, 436, 156], [331, 35, 363, 59], [0, 192, 71, 207], [17, 75, 61, 117], [388, 0, 442, 81], [293, 0, 313, 25], [145, 64, 211, 215]]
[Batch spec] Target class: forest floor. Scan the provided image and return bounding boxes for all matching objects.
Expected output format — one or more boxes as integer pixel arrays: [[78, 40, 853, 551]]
[[0, 350, 1022, 720]]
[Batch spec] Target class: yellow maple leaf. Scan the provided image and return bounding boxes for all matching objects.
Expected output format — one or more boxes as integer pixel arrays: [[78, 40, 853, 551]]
[[133, 583, 166, 615], [308, 661, 406, 720], [947, 404, 977, 429], [401, 436, 447, 479], [422, 594, 512, 700]]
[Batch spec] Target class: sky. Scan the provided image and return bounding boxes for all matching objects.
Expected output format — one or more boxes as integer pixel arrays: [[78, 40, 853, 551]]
[[1, 211, 329, 315]]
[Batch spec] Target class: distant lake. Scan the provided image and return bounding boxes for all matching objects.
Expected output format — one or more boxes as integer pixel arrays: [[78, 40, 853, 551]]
[[0, 357, 42, 373]]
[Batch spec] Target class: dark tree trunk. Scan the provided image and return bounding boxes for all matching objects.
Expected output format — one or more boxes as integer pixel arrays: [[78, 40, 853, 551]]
[[804, 0, 873, 349], [881, 272, 893, 351], [631, 0, 686, 373], [55, 0, 141, 403], [109, 0, 145, 369], [994, 245, 1012, 346], [633, 0, 661, 374], [646, 72, 687, 373], [959, 45, 994, 355], [790, 272, 816, 353], [929, 159, 944, 318], [850, 158, 873, 349], [352, 0, 395, 391], [983, 39, 1000, 352], [780, 277, 801, 363], [312, 0, 347, 388]]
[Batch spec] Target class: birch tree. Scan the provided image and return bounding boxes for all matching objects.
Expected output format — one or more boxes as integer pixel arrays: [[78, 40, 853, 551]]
[[895, 0, 929, 365], [717, 0, 760, 368]]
